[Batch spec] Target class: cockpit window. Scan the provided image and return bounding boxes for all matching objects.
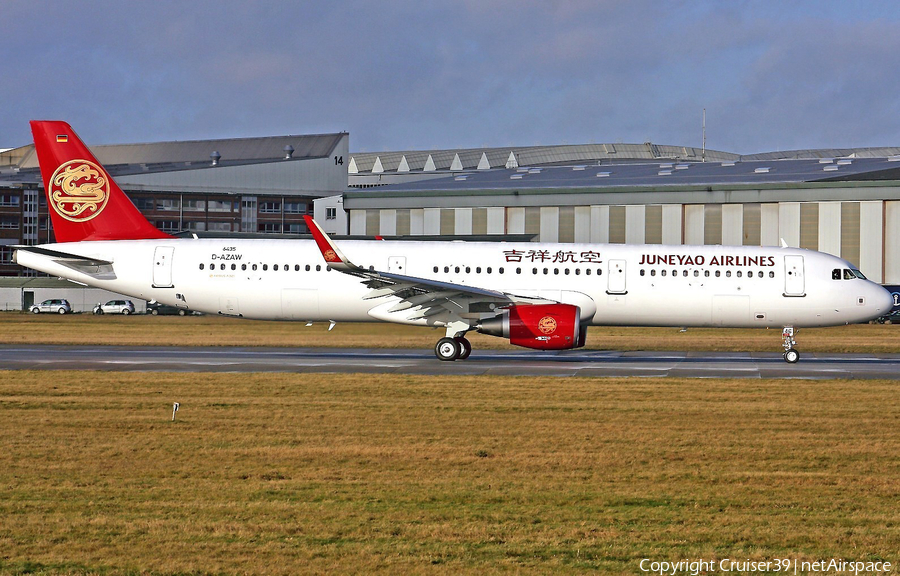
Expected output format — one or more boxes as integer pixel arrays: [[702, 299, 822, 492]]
[[832, 269, 841, 280], [851, 268, 867, 280], [843, 269, 855, 280]]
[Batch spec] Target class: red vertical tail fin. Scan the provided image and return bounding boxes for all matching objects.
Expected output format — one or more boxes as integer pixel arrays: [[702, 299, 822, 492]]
[[30, 120, 171, 242]]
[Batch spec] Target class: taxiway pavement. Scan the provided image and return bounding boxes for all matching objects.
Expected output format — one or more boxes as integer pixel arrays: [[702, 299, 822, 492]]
[[2, 345, 899, 379]]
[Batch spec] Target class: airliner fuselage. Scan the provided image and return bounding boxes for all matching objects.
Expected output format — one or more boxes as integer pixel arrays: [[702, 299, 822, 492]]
[[15, 238, 888, 330]]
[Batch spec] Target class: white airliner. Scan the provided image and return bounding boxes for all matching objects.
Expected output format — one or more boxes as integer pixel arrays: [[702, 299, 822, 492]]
[[13, 121, 894, 363]]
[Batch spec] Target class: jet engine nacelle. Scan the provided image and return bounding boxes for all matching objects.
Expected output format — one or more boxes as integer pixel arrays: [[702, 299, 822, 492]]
[[477, 303, 587, 350]]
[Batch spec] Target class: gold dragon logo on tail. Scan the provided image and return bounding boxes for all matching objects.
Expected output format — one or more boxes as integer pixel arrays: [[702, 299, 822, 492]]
[[48, 160, 110, 222]]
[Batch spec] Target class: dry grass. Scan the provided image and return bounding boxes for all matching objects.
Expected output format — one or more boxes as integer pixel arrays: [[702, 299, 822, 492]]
[[2, 312, 900, 353], [1, 370, 899, 574]]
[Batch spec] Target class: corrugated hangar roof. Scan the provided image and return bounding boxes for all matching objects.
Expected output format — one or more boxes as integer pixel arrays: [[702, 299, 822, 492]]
[[0, 132, 347, 187], [13, 132, 345, 169], [348, 143, 739, 173], [346, 157, 900, 195]]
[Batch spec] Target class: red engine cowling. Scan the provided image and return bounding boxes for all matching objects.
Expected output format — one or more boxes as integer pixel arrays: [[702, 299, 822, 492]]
[[477, 303, 585, 350]]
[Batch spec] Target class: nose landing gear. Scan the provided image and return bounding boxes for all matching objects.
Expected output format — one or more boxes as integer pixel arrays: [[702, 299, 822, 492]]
[[782, 326, 800, 363]]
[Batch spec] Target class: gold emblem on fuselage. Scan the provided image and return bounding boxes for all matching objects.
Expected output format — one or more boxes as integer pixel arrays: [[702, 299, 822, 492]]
[[48, 160, 110, 222], [323, 249, 339, 262], [538, 315, 557, 335]]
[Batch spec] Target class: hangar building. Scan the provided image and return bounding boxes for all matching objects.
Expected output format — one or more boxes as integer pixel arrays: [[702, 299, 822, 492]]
[[343, 144, 900, 284]]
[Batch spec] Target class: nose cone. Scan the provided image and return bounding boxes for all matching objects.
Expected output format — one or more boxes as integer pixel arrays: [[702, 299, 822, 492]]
[[870, 283, 896, 319]]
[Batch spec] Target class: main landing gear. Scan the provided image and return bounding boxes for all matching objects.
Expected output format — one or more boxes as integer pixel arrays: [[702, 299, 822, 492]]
[[782, 326, 800, 363], [434, 336, 472, 361]]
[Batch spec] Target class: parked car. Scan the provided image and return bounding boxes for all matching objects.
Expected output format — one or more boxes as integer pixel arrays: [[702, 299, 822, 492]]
[[93, 300, 135, 315], [146, 300, 191, 316], [30, 299, 72, 314]]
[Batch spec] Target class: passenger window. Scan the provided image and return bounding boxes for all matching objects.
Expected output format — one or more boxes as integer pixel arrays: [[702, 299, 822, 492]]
[[294, 265, 300, 271], [476, 267, 482, 273], [597, 269, 603, 276], [499, 267, 504, 274], [661, 270, 667, 276], [487, 267, 492, 274], [231, 264, 236, 271], [317, 265, 322, 272], [543, 268, 548, 275], [694, 270, 699, 277], [533, 268, 538, 275], [517, 268, 522, 274], [640, 269, 645, 276], [274, 265, 279, 271], [465, 267, 471, 273], [455, 266, 460, 273], [306, 265, 311, 271], [586, 269, 591, 276], [220, 264, 226, 270], [199, 263, 204, 270], [263, 264, 268, 271], [725, 270, 731, 277], [444, 266, 449, 273], [704, 270, 709, 277], [252, 264, 258, 271], [650, 269, 656, 277], [242, 264, 247, 271], [575, 269, 580, 275], [736, 271, 742, 278], [553, 268, 559, 275], [769, 271, 775, 278], [682, 270, 688, 277]]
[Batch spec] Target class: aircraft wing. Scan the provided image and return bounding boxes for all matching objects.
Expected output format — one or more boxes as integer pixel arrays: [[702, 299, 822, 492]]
[[303, 216, 553, 322]]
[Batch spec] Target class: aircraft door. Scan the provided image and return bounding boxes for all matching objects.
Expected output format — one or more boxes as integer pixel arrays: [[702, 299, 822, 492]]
[[388, 256, 407, 274], [153, 246, 175, 288], [607, 259, 627, 294], [784, 255, 805, 296]]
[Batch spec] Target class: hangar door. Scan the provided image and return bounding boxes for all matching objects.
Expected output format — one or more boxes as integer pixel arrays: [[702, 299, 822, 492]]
[[153, 246, 175, 288]]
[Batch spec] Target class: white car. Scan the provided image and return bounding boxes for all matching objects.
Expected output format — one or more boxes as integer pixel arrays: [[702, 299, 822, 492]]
[[93, 300, 135, 315], [30, 299, 72, 314]]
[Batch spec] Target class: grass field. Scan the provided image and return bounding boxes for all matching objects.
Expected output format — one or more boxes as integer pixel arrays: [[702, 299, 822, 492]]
[[1, 371, 899, 574], [2, 312, 900, 353]]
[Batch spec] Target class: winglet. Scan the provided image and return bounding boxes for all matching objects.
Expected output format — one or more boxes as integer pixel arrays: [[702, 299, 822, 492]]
[[304, 215, 355, 270]]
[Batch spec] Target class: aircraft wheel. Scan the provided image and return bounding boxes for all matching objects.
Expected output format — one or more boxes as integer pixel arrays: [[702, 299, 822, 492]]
[[783, 348, 800, 364], [455, 337, 472, 360], [435, 337, 461, 361]]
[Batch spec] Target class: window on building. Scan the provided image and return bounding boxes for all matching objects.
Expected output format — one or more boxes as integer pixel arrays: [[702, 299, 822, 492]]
[[208, 200, 232, 212], [0, 216, 19, 229], [259, 202, 282, 213], [284, 202, 306, 214], [326, 207, 337, 220], [0, 195, 21, 207], [259, 223, 282, 233], [183, 199, 206, 211], [157, 221, 180, 232]]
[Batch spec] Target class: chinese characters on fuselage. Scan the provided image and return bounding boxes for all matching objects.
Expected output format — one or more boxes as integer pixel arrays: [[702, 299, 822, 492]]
[[503, 250, 602, 264]]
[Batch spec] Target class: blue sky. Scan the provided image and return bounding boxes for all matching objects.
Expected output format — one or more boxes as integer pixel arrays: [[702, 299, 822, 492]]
[[3, 1, 899, 154]]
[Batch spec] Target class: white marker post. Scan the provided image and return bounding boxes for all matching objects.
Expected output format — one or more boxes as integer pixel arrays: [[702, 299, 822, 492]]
[[172, 402, 180, 422]]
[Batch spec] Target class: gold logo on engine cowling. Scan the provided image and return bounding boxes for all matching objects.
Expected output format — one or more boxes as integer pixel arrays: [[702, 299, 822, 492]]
[[323, 249, 339, 262], [48, 160, 110, 222], [538, 316, 557, 335]]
